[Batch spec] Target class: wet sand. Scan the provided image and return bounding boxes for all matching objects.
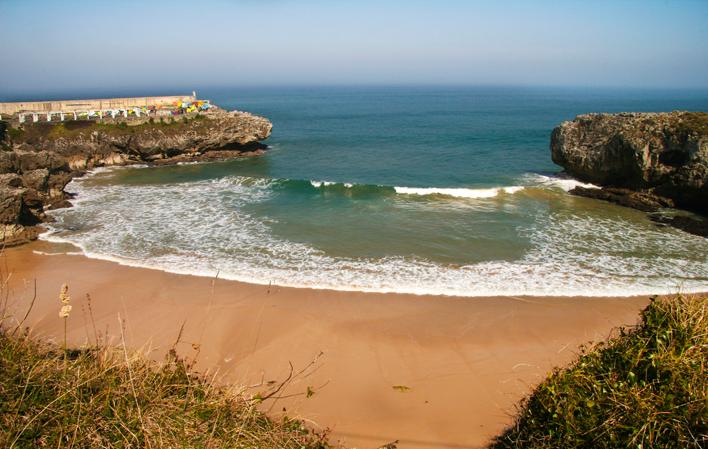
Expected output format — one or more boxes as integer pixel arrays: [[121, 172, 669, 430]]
[[3, 241, 651, 449]]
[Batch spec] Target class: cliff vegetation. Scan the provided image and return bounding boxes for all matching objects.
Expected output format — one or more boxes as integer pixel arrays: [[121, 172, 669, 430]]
[[492, 294, 707, 449]]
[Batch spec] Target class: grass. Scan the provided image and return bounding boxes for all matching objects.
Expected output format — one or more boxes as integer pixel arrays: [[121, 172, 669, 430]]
[[491, 294, 707, 449], [677, 112, 708, 136], [13, 114, 214, 143], [6, 126, 25, 141], [0, 287, 330, 449]]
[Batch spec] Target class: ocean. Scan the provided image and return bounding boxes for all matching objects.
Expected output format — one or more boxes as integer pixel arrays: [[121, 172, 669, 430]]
[[41, 86, 708, 296]]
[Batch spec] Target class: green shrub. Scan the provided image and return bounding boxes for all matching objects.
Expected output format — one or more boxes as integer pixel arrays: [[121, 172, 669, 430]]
[[47, 123, 68, 138], [677, 112, 708, 136], [492, 294, 707, 449], [6, 126, 24, 140]]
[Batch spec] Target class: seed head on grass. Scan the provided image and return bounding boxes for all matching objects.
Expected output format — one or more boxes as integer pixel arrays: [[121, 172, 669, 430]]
[[59, 284, 70, 304], [59, 305, 72, 318], [0, 326, 331, 448], [59, 283, 71, 361], [2, 281, 331, 448], [59, 284, 72, 318]]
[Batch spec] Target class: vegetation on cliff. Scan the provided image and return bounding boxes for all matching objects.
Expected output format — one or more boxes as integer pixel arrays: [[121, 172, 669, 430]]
[[12, 114, 228, 142], [0, 322, 329, 449], [1, 110, 272, 161], [492, 294, 707, 449]]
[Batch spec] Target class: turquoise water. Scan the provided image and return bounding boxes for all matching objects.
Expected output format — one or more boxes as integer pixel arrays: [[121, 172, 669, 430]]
[[43, 87, 708, 296]]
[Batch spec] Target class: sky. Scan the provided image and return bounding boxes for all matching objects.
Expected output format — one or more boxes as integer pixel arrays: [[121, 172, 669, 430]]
[[1, 0, 707, 96]]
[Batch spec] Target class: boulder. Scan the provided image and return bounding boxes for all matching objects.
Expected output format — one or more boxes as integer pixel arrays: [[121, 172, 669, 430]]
[[650, 215, 708, 238], [0, 173, 23, 188], [22, 169, 50, 192], [17, 150, 69, 173], [0, 151, 18, 173], [48, 172, 73, 198], [0, 224, 40, 247], [0, 187, 25, 224], [571, 186, 675, 212]]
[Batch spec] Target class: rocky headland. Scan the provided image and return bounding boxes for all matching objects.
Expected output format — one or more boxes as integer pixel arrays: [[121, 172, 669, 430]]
[[551, 111, 708, 236], [0, 110, 272, 245]]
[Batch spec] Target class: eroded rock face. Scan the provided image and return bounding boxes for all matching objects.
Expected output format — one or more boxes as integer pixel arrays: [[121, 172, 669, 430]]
[[0, 186, 25, 223], [0, 109, 272, 245], [551, 112, 708, 212], [571, 186, 675, 213]]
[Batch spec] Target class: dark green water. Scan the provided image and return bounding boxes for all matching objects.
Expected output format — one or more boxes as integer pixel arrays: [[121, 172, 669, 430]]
[[42, 86, 708, 296]]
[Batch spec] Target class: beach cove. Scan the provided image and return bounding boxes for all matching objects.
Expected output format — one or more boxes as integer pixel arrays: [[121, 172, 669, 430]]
[[13, 87, 706, 300], [3, 1, 708, 446], [4, 241, 654, 448], [2, 87, 707, 448]]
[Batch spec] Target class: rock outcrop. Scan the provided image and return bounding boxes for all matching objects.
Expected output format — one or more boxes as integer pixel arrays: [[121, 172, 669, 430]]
[[0, 110, 272, 246], [551, 112, 708, 213], [551, 112, 708, 236]]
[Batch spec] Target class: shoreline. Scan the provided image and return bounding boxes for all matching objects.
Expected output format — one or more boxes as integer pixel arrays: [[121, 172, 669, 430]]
[[38, 164, 708, 299], [4, 240, 661, 449], [37, 231, 700, 299]]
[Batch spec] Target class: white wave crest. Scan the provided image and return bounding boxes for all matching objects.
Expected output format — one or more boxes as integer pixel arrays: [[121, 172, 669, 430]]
[[32, 250, 84, 257], [310, 180, 336, 188], [310, 180, 355, 188], [525, 174, 599, 192], [40, 168, 708, 298], [394, 186, 525, 199]]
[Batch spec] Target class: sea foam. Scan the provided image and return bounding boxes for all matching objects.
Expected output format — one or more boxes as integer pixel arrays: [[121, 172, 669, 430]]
[[394, 185, 525, 198], [40, 170, 708, 298], [524, 173, 600, 191]]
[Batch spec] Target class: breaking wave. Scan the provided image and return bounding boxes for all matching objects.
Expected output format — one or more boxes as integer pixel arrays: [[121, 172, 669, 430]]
[[39, 168, 708, 297], [522, 173, 600, 192], [394, 185, 525, 198], [308, 180, 526, 198]]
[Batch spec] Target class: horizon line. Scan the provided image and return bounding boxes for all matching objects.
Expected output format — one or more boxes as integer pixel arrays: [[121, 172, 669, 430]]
[[3, 83, 708, 103]]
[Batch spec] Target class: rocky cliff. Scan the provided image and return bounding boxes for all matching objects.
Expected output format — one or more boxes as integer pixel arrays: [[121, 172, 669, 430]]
[[551, 112, 708, 235], [0, 110, 272, 245], [551, 112, 707, 212]]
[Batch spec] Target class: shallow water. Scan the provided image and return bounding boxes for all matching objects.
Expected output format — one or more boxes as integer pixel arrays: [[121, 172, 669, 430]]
[[42, 86, 708, 296]]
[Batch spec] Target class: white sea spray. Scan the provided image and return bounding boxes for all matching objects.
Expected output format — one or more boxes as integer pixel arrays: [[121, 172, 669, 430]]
[[41, 170, 708, 297]]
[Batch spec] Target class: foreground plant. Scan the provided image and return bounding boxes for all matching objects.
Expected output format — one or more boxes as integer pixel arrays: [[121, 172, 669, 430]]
[[58, 283, 71, 363], [0, 327, 329, 448], [492, 294, 707, 449]]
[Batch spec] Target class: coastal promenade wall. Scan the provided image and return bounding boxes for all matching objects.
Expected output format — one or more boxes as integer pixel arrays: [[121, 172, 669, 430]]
[[0, 95, 196, 115]]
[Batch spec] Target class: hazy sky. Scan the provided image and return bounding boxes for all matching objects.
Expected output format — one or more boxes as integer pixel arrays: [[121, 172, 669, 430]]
[[1, 0, 707, 95]]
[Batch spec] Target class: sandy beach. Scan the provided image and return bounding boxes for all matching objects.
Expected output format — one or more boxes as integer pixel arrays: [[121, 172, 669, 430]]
[[2, 240, 653, 449]]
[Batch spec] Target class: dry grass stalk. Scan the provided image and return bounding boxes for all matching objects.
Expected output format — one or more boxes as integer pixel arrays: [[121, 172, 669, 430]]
[[0, 280, 331, 449]]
